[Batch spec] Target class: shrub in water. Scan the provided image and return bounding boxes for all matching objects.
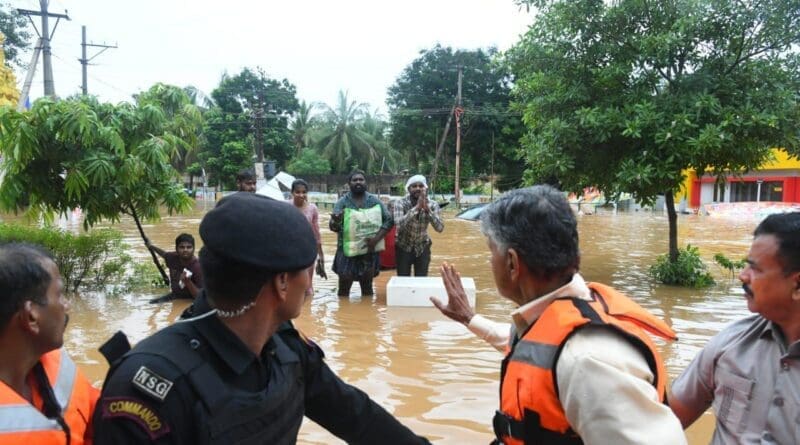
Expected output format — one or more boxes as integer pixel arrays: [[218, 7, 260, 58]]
[[650, 244, 714, 288], [0, 224, 131, 292]]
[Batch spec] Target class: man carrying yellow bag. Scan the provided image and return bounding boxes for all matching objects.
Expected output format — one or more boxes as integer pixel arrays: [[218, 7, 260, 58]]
[[330, 170, 393, 298]]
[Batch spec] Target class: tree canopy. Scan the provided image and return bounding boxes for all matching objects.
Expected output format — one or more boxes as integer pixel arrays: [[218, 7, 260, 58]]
[[0, 2, 31, 68], [388, 45, 525, 192], [210, 67, 299, 167], [0, 85, 202, 280], [508, 0, 800, 261]]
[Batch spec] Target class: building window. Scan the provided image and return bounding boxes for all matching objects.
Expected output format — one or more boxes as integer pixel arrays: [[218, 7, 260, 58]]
[[729, 181, 783, 202]]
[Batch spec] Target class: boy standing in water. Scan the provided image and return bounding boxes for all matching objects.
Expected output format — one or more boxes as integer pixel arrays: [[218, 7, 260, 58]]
[[146, 233, 203, 302]]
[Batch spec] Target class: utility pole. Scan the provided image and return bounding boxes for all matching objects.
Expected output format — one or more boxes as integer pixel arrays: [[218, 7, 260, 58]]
[[454, 66, 463, 208], [17, 1, 70, 97], [17, 37, 42, 110], [79, 26, 117, 95]]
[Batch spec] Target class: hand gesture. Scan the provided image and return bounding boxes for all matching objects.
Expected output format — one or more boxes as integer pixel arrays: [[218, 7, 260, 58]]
[[418, 190, 429, 212], [430, 262, 475, 325]]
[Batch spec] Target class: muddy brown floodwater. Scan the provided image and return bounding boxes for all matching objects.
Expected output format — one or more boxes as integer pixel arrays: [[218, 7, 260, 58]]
[[18, 201, 758, 444]]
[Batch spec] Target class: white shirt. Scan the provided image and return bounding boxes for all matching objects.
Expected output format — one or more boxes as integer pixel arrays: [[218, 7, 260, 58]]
[[466, 274, 686, 445]]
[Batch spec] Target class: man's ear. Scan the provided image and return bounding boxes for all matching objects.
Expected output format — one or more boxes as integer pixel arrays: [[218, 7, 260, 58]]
[[507, 248, 520, 282], [19, 300, 41, 334], [273, 273, 290, 302], [792, 272, 800, 301]]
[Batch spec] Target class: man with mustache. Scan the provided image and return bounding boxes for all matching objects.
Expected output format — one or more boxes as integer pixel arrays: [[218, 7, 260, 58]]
[[330, 170, 393, 297], [0, 243, 98, 444], [670, 212, 800, 444], [390, 175, 444, 277]]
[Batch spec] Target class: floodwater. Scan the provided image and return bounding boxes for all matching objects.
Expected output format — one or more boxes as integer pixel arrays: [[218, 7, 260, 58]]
[[42, 201, 758, 443]]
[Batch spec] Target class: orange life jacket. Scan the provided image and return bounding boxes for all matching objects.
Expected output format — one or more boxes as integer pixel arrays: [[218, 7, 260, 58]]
[[493, 282, 677, 445], [0, 348, 99, 445]]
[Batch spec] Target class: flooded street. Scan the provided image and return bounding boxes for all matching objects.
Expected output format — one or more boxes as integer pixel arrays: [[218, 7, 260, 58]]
[[38, 201, 756, 444]]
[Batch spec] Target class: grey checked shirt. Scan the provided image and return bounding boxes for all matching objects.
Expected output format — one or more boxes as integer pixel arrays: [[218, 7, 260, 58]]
[[390, 196, 444, 256]]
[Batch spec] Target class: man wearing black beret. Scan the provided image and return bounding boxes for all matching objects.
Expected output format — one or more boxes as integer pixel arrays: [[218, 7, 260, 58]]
[[93, 193, 430, 444]]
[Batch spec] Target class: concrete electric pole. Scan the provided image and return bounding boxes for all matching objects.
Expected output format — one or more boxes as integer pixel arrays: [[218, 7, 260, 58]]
[[454, 66, 463, 208], [17, 1, 70, 98], [79, 26, 117, 95]]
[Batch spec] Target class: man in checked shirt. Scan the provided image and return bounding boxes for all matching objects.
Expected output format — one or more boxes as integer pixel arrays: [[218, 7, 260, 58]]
[[390, 175, 444, 276]]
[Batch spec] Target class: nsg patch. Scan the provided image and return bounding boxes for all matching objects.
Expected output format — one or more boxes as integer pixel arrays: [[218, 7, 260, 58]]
[[132, 366, 174, 401]]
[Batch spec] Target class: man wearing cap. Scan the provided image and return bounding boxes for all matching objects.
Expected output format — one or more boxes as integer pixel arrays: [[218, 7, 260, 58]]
[[93, 193, 429, 444], [390, 174, 444, 277]]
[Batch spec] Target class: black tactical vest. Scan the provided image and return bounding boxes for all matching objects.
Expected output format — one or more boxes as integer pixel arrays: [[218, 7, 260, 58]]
[[110, 321, 307, 445]]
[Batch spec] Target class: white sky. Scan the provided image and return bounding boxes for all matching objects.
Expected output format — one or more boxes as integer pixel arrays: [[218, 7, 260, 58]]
[[12, 0, 534, 114]]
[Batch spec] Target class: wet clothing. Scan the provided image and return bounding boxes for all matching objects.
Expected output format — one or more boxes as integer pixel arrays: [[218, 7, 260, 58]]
[[494, 281, 677, 445], [330, 192, 392, 281], [163, 253, 202, 300], [391, 196, 444, 257], [395, 243, 431, 277], [0, 348, 99, 445], [671, 315, 800, 445], [94, 293, 429, 445], [465, 274, 686, 445]]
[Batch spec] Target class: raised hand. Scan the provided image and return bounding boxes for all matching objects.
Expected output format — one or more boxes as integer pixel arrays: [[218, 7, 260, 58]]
[[430, 262, 474, 325]]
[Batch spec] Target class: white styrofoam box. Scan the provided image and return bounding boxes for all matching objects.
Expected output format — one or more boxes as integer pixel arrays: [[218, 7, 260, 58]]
[[386, 276, 476, 307]]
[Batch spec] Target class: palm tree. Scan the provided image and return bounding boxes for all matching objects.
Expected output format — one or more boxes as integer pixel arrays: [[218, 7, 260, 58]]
[[316, 91, 378, 173], [290, 100, 317, 157], [358, 108, 401, 174]]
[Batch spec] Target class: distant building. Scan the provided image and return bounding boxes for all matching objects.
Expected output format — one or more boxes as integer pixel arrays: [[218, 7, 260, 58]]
[[681, 149, 800, 209], [0, 32, 20, 108]]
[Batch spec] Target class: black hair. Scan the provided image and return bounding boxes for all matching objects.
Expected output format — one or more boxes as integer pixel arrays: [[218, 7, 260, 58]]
[[754, 212, 800, 274], [348, 170, 366, 182], [236, 168, 256, 182], [175, 233, 195, 248], [291, 179, 309, 192], [0, 243, 55, 330], [480, 185, 579, 280], [199, 246, 275, 308]]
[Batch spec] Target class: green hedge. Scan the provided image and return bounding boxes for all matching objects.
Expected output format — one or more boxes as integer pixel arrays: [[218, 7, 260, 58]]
[[0, 224, 131, 292]]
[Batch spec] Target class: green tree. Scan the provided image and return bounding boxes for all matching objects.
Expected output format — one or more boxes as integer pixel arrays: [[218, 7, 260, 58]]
[[0, 88, 201, 284], [286, 148, 331, 175], [316, 90, 381, 173], [0, 2, 31, 68], [137, 83, 204, 174], [211, 67, 299, 167], [198, 107, 251, 188], [508, 0, 800, 265], [387, 45, 525, 192], [290, 100, 317, 157], [203, 141, 253, 190]]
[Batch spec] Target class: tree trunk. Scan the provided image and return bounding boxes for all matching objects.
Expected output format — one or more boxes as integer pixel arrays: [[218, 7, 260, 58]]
[[665, 192, 679, 263], [128, 205, 170, 286]]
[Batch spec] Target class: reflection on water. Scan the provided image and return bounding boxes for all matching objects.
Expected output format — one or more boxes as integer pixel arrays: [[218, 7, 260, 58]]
[[22, 202, 757, 444]]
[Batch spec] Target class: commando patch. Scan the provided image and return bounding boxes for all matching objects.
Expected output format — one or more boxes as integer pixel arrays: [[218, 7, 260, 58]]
[[132, 365, 174, 401], [101, 397, 170, 440]]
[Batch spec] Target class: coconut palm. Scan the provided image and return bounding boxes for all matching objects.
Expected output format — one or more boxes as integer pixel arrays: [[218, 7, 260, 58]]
[[290, 100, 317, 157], [316, 90, 378, 173]]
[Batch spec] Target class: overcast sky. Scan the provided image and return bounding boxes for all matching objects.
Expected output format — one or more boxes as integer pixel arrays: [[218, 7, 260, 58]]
[[13, 0, 533, 114]]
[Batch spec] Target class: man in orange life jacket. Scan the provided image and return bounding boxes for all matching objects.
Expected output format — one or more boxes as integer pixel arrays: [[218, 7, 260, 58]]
[[0, 243, 99, 445], [431, 185, 686, 444]]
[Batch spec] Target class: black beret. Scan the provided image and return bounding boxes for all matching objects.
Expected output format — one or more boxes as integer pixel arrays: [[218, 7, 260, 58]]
[[200, 192, 317, 271]]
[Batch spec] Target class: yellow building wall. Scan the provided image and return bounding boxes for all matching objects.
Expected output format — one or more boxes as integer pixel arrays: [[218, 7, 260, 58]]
[[679, 148, 800, 203]]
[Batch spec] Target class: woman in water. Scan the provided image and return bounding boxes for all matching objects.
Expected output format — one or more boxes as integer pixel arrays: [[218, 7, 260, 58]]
[[289, 179, 326, 295]]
